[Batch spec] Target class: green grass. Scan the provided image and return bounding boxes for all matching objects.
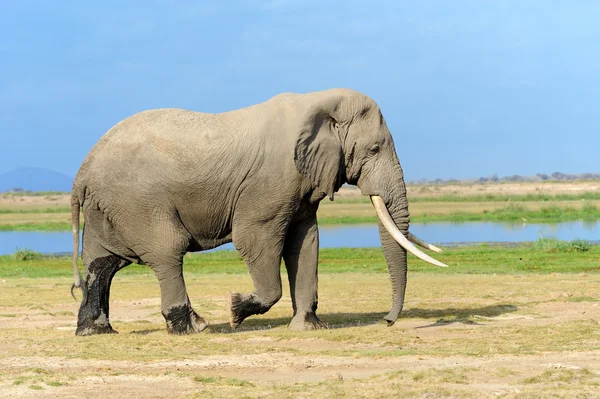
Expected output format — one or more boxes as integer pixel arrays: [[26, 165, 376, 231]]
[[0, 207, 71, 214], [317, 215, 378, 224], [12, 248, 43, 261], [416, 202, 600, 223], [319, 203, 600, 224], [1, 242, 597, 279], [534, 237, 591, 253], [0, 222, 75, 231]]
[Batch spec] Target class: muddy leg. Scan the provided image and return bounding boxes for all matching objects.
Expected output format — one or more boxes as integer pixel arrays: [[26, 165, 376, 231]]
[[76, 253, 130, 336], [151, 258, 209, 334]]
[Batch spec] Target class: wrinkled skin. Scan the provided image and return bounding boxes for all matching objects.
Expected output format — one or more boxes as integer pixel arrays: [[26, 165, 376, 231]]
[[72, 88, 411, 335]]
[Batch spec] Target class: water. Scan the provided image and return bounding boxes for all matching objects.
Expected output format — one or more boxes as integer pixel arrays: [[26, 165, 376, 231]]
[[1, 221, 598, 256]]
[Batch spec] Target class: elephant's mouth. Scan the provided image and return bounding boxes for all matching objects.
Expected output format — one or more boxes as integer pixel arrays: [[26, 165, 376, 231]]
[[370, 195, 447, 267]]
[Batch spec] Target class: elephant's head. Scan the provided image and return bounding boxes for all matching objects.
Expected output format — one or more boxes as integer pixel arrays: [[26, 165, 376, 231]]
[[294, 88, 447, 326]]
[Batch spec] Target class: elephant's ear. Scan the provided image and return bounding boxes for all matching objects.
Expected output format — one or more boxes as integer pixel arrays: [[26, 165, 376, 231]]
[[294, 97, 345, 201]]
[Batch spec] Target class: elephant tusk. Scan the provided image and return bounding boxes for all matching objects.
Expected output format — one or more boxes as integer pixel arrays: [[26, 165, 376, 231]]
[[370, 196, 448, 268], [407, 232, 443, 253]]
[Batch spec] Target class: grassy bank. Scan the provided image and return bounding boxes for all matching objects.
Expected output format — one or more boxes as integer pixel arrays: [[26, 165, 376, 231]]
[[1, 241, 597, 279], [0, 221, 74, 231], [320, 201, 600, 224], [416, 202, 600, 223]]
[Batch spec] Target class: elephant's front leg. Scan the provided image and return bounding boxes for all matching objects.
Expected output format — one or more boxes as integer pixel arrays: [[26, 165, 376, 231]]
[[228, 224, 286, 329], [283, 215, 326, 330]]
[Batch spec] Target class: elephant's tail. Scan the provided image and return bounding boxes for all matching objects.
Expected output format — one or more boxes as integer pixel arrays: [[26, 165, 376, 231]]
[[70, 193, 86, 301]]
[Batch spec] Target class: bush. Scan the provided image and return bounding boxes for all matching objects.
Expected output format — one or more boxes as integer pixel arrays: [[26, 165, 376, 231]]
[[13, 249, 42, 261], [534, 238, 591, 253], [582, 201, 598, 213]]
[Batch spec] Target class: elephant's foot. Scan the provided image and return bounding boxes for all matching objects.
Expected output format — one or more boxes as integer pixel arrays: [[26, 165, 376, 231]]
[[163, 304, 208, 335], [76, 319, 118, 336], [288, 312, 328, 331], [227, 291, 271, 329]]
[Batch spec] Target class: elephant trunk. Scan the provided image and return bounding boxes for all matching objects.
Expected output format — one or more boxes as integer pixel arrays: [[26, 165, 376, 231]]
[[370, 169, 447, 326], [379, 225, 408, 325], [376, 177, 411, 326]]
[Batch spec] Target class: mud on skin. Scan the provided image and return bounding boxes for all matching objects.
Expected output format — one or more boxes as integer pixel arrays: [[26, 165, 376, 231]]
[[76, 255, 125, 336], [162, 304, 208, 334], [228, 292, 273, 329]]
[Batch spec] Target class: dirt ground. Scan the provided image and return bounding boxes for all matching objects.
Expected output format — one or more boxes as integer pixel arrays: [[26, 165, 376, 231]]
[[0, 194, 71, 210], [0, 273, 599, 398], [339, 180, 600, 198]]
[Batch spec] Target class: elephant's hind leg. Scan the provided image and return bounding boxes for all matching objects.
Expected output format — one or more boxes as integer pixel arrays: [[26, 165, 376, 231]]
[[76, 250, 130, 336], [148, 260, 209, 334], [140, 229, 208, 335]]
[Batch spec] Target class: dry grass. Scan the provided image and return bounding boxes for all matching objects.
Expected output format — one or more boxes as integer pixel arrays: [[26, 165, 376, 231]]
[[1, 263, 599, 397], [406, 180, 600, 198]]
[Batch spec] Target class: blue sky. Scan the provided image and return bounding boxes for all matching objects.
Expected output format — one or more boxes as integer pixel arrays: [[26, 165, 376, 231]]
[[1, 1, 598, 181]]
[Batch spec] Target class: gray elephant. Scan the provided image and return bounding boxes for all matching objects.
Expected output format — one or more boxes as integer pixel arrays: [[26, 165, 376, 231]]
[[70, 88, 446, 336]]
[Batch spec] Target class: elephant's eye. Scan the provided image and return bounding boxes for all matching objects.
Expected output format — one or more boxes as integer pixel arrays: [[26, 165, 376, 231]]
[[368, 144, 380, 155]]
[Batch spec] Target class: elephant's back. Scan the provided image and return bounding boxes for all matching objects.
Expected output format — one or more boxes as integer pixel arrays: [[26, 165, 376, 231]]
[[73, 107, 260, 201], [92, 108, 219, 151], [74, 109, 212, 194]]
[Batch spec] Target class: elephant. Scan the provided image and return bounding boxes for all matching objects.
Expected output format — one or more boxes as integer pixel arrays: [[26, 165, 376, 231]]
[[69, 88, 446, 336]]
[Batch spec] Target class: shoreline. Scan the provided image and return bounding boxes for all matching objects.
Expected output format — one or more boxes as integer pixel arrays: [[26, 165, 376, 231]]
[[4, 239, 600, 258], [1, 210, 599, 231], [1, 244, 597, 276]]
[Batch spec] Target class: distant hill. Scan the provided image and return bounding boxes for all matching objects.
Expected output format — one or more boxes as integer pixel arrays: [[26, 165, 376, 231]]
[[0, 167, 73, 192]]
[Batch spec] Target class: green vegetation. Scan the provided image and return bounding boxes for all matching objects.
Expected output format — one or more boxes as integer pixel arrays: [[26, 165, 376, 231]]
[[12, 248, 42, 261], [1, 242, 597, 279], [320, 202, 600, 224], [417, 202, 600, 223], [0, 207, 71, 214], [534, 237, 591, 253], [0, 221, 74, 231]]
